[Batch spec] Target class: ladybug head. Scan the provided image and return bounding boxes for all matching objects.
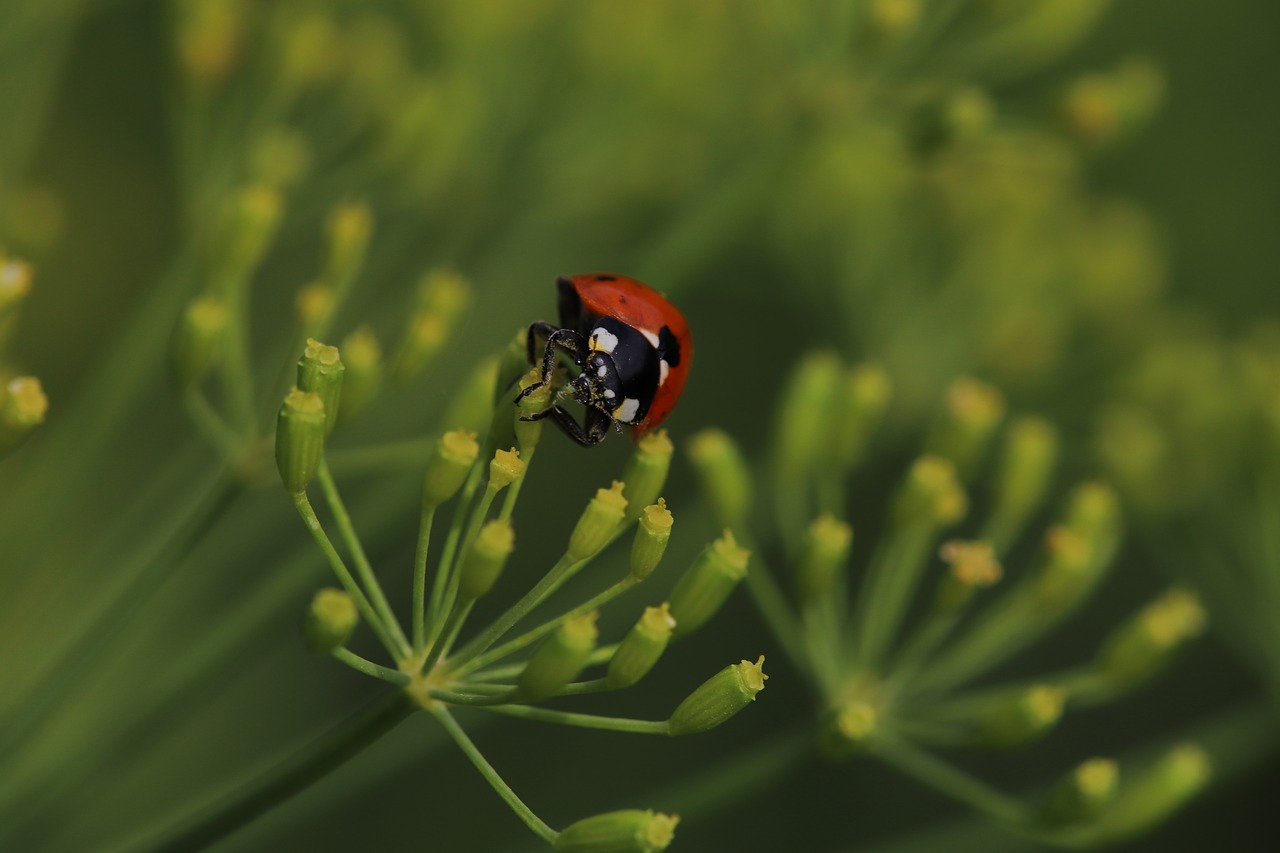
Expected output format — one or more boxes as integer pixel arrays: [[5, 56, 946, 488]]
[[568, 351, 623, 421]]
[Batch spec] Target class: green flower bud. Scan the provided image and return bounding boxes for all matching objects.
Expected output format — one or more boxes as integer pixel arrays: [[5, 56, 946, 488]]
[[518, 612, 598, 702], [986, 416, 1060, 552], [554, 810, 679, 853], [629, 500, 673, 581], [911, 87, 994, 152], [607, 604, 676, 689], [934, 540, 1002, 612], [668, 656, 767, 735], [796, 514, 853, 604], [893, 456, 968, 527], [490, 447, 525, 491], [0, 256, 33, 350], [322, 200, 372, 288], [215, 184, 283, 289], [864, 0, 920, 44], [170, 296, 228, 389], [1096, 588, 1205, 691], [566, 481, 627, 562], [978, 684, 1066, 748], [304, 588, 358, 653], [1032, 525, 1098, 613], [834, 363, 892, 470], [417, 268, 471, 325], [337, 325, 382, 422], [248, 127, 312, 191], [458, 519, 516, 602], [621, 431, 674, 523], [175, 0, 244, 84], [926, 377, 1006, 482], [668, 532, 750, 639], [774, 351, 843, 481], [1040, 758, 1118, 827], [1062, 481, 1122, 568], [1091, 744, 1209, 842], [443, 356, 499, 436], [391, 312, 446, 382], [493, 328, 530, 402], [820, 700, 878, 759], [295, 283, 333, 338], [275, 388, 326, 495], [687, 428, 752, 528], [422, 430, 480, 508], [514, 368, 552, 452], [0, 376, 48, 454], [1059, 58, 1164, 148], [296, 338, 344, 435]]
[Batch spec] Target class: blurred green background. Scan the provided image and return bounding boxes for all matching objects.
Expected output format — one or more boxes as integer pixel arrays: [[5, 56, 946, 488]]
[[1, 1, 1278, 851]]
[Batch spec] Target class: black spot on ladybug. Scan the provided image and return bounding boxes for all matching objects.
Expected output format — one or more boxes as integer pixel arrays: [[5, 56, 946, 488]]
[[594, 274, 617, 281], [657, 325, 681, 366]]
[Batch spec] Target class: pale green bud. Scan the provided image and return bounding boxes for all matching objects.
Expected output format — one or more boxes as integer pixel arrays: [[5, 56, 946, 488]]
[[489, 447, 525, 490], [668, 656, 767, 735], [170, 296, 228, 389], [820, 701, 878, 759], [304, 588, 358, 653], [629, 501, 674, 582], [216, 184, 283, 288], [554, 810, 679, 853], [422, 430, 480, 508], [1040, 758, 1118, 827], [518, 612, 598, 702], [296, 338, 344, 435], [607, 604, 676, 689], [987, 416, 1060, 551], [275, 388, 326, 495], [774, 352, 843, 479], [668, 532, 750, 639], [893, 456, 968, 526], [926, 377, 1006, 481], [295, 283, 334, 338], [513, 368, 552, 452], [1096, 588, 1205, 690], [337, 325, 382, 422], [566, 481, 627, 562], [322, 200, 372, 288], [934, 540, 1002, 611], [834, 363, 892, 469], [978, 685, 1067, 748], [796, 514, 853, 604], [457, 519, 516, 602], [0, 377, 47, 455], [1090, 744, 1209, 842], [621, 431, 674, 523], [687, 428, 752, 528]]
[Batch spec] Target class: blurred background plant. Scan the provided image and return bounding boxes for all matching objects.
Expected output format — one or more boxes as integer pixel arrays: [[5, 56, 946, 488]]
[[0, 0, 1277, 850]]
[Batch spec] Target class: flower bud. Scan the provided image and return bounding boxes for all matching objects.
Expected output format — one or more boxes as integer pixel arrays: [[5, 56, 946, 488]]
[[774, 352, 842, 481], [392, 312, 446, 381], [668, 532, 750, 639], [911, 87, 994, 152], [170, 296, 228, 389], [495, 327, 532, 401], [820, 700, 878, 759], [175, 0, 244, 84], [417, 268, 471, 324], [275, 388, 326, 495], [686, 428, 752, 528], [834, 363, 892, 470], [1040, 758, 1118, 827], [295, 283, 333, 338], [249, 127, 312, 191], [1059, 58, 1164, 149], [567, 481, 627, 562], [518, 612, 599, 702], [606, 604, 676, 689], [1093, 744, 1209, 842], [1095, 588, 1205, 691], [554, 810, 678, 853], [986, 416, 1060, 551], [0, 256, 33, 349], [296, 338, 344, 435], [457, 519, 516, 602], [514, 368, 552, 452], [978, 685, 1066, 748], [444, 357, 499, 436], [337, 325, 382, 422], [796, 514, 853, 604], [304, 588, 358, 653], [1062, 481, 1122, 567], [621, 431, 674, 523], [216, 184, 283, 288], [668, 656, 767, 735], [422, 431, 480, 508], [323, 200, 372, 289], [934, 540, 1002, 611], [926, 377, 1006, 481], [490, 447, 525, 490], [629, 500, 673, 581], [0, 377, 48, 454], [1032, 525, 1097, 612], [893, 456, 967, 526], [864, 0, 920, 44]]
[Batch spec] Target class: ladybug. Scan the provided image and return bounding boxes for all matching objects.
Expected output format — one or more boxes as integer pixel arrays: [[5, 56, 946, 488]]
[[517, 274, 692, 446]]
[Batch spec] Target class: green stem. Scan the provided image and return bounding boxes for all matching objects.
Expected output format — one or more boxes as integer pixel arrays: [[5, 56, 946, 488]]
[[332, 648, 411, 686], [292, 493, 401, 657], [432, 707, 557, 844], [143, 695, 414, 853], [734, 535, 809, 677], [479, 703, 670, 735], [430, 687, 518, 707], [472, 645, 618, 683], [427, 459, 486, 627], [449, 578, 637, 678], [181, 388, 241, 458], [422, 601, 474, 676], [412, 505, 436, 656], [851, 520, 936, 670], [428, 483, 500, 648], [875, 732, 1026, 826], [315, 460, 410, 655]]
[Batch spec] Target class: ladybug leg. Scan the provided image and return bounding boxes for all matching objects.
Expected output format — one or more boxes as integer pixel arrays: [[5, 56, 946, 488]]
[[539, 404, 613, 447], [524, 320, 562, 364], [516, 327, 587, 403]]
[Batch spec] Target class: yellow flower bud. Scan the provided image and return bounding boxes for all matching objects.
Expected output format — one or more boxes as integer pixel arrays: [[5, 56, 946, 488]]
[[668, 532, 750, 639], [490, 447, 525, 490], [566, 481, 627, 562], [304, 588, 358, 654], [422, 431, 480, 508], [668, 656, 767, 735], [629, 500, 674, 581]]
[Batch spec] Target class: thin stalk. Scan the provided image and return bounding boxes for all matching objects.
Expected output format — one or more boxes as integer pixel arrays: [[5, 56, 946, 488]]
[[449, 578, 637, 678], [421, 601, 474, 676], [429, 687, 518, 707], [181, 388, 241, 457], [429, 483, 500, 646], [472, 645, 618, 683], [315, 460, 410, 655], [479, 703, 670, 735], [734, 535, 809, 677], [875, 733, 1026, 826], [293, 493, 401, 657], [427, 459, 486, 626], [412, 505, 436, 655], [332, 648, 411, 686], [142, 694, 414, 853], [851, 520, 936, 669], [432, 707, 557, 844]]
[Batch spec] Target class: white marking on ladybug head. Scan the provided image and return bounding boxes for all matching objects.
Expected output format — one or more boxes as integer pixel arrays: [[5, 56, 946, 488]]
[[615, 397, 640, 423], [638, 327, 661, 349], [659, 360, 670, 386], [591, 327, 619, 354], [604, 389, 615, 399], [596, 364, 608, 378]]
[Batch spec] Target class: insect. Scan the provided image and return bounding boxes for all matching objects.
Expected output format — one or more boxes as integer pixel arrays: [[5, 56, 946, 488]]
[[516, 273, 692, 446]]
